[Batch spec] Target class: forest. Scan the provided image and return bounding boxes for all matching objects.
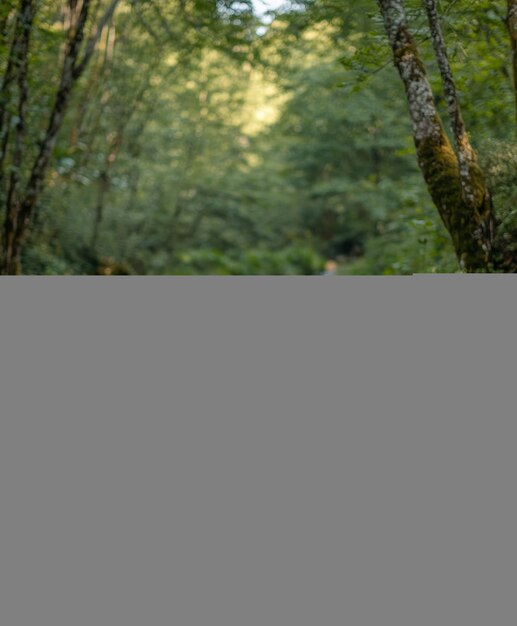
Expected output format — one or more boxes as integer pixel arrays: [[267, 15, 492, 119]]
[[1, 0, 517, 275]]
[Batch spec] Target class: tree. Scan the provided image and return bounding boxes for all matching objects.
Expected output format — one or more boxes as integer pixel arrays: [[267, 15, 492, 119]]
[[0, 0, 121, 274], [10, 1, 515, 275], [508, 0, 517, 130], [0, 0, 263, 275], [375, 0, 517, 272]]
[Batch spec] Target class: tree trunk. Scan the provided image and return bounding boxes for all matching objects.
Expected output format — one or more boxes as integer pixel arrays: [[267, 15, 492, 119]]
[[3, 0, 33, 272], [0, 1, 25, 199], [90, 131, 123, 252], [378, 0, 495, 272], [1, 0, 121, 275], [423, 1, 487, 203], [507, 1, 517, 132]]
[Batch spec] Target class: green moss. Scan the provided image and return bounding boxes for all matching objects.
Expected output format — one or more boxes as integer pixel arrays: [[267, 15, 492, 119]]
[[415, 127, 491, 271]]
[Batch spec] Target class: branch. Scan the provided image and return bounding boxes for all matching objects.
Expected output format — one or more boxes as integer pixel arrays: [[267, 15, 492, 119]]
[[73, 0, 121, 79]]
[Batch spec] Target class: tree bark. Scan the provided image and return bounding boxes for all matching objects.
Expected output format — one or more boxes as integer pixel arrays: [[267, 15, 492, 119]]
[[1, 0, 91, 274], [423, 1, 485, 201], [1, 0, 121, 275], [0, 2, 15, 51], [377, 0, 495, 272], [3, 0, 33, 268], [507, 0, 517, 132], [0, 2, 24, 198], [90, 129, 123, 252], [423, 0, 495, 259]]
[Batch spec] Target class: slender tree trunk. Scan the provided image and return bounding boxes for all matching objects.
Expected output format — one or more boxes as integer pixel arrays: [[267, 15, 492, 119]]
[[423, 0, 495, 257], [90, 130, 122, 251], [3, 0, 33, 268], [89, 76, 151, 253], [507, 0, 517, 131], [377, 0, 494, 272], [90, 171, 110, 252], [69, 44, 109, 150], [0, 2, 24, 199], [1, 0, 121, 275], [423, 2, 483, 200], [0, 2, 15, 51], [1, 1, 90, 274]]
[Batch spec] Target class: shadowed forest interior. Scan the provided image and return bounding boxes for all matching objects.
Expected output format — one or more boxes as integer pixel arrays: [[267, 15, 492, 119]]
[[2, 0, 517, 275]]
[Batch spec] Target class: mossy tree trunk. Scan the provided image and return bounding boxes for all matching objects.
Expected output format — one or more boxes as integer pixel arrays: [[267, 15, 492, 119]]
[[377, 0, 496, 272]]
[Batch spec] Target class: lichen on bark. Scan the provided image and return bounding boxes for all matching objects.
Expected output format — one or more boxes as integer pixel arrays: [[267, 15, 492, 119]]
[[377, 0, 495, 272], [416, 128, 490, 271]]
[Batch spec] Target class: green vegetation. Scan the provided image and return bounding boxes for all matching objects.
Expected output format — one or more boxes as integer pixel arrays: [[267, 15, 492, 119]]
[[1, 1, 516, 274]]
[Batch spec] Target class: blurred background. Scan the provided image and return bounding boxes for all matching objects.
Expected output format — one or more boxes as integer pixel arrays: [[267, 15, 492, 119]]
[[1, 0, 514, 275]]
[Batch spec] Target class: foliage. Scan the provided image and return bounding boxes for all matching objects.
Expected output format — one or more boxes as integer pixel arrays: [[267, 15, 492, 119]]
[[3, 0, 517, 274]]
